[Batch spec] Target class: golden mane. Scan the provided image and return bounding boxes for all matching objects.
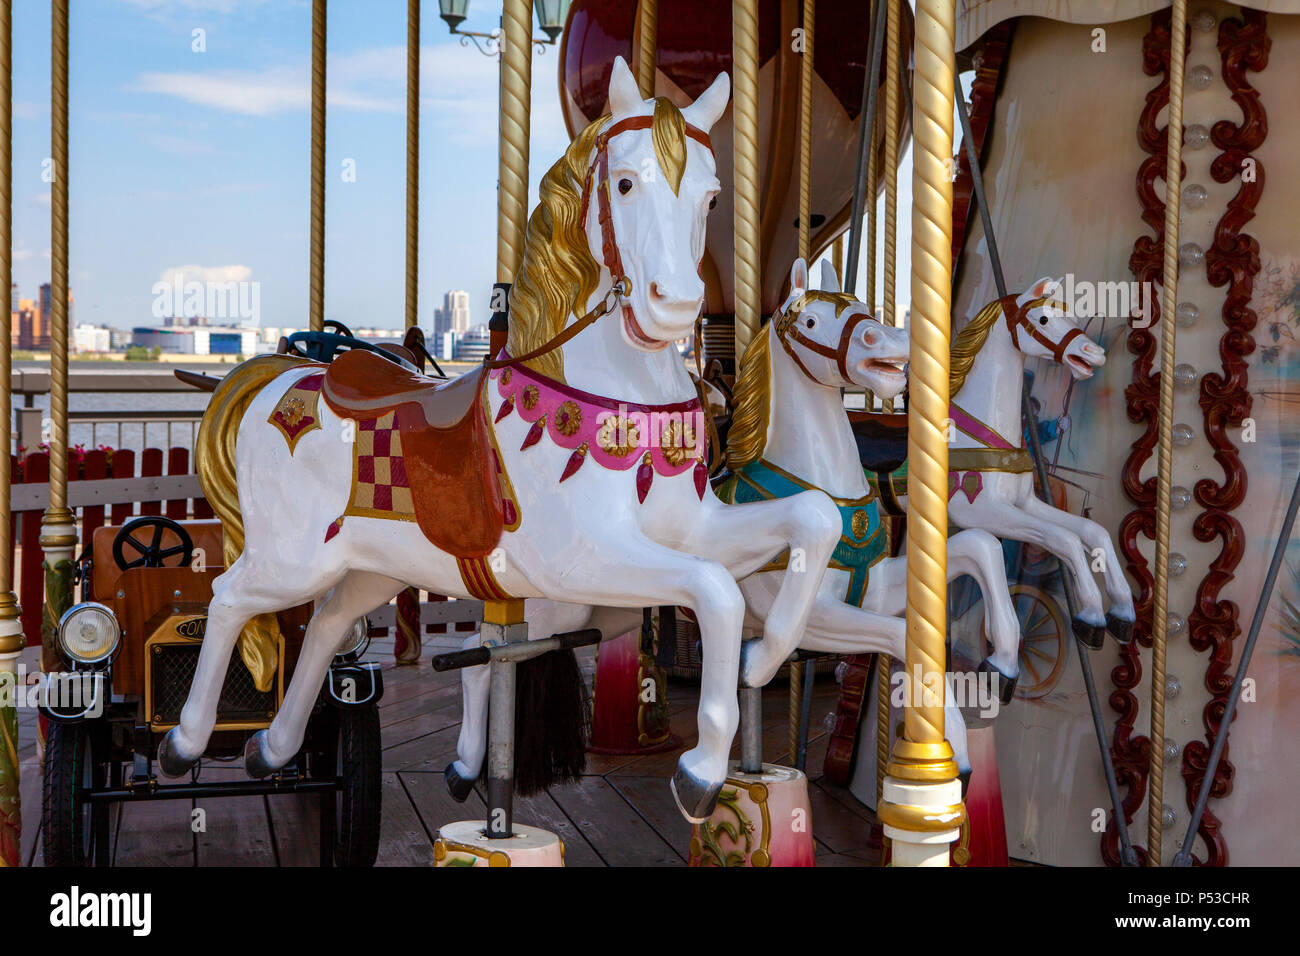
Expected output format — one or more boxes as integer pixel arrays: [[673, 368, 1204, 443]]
[[948, 297, 1006, 398], [507, 98, 691, 382], [726, 324, 772, 470]]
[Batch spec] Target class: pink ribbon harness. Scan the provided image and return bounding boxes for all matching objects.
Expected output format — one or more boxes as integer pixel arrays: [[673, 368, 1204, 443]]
[[491, 359, 709, 503]]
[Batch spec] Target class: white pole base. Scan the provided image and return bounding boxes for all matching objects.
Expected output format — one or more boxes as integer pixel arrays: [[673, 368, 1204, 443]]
[[433, 820, 564, 867], [689, 761, 815, 867], [881, 776, 963, 867]]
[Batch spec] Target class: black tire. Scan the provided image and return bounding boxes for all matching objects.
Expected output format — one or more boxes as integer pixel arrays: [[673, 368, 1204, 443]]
[[42, 721, 103, 867], [334, 705, 381, 867]]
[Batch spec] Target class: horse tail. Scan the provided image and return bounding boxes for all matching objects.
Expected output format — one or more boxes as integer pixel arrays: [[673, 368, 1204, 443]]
[[513, 648, 589, 796], [196, 354, 311, 691]]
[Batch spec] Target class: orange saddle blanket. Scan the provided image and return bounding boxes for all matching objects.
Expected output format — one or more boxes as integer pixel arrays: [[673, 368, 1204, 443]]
[[321, 349, 508, 558]]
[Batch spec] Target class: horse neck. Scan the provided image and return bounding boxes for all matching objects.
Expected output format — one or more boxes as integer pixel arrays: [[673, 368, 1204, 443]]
[[557, 271, 696, 405], [762, 327, 869, 497], [950, 317, 1026, 449]]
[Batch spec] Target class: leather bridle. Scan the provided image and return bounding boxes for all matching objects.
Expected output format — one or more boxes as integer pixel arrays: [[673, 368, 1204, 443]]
[[486, 112, 714, 370], [579, 114, 714, 333], [772, 291, 881, 385], [999, 294, 1083, 364]]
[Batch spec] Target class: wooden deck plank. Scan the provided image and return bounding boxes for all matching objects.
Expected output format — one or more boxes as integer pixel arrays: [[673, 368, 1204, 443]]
[[605, 775, 691, 862], [193, 766, 276, 866], [377, 773, 438, 867], [399, 768, 484, 838], [266, 791, 322, 866], [381, 723, 461, 773], [113, 790, 195, 867], [19, 754, 43, 866], [546, 776, 681, 867]]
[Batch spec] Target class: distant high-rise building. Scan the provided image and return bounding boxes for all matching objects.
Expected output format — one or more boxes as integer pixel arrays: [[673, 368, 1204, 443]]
[[433, 290, 471, 338], [36, 282, 74, 348]]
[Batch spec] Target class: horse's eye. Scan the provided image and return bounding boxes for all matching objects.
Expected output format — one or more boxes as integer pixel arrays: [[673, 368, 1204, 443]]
[[708, 196, 717, 210], [1039, 315, 1049, 325], [618, 178, 633, 195], [805, 318, 815, 329]]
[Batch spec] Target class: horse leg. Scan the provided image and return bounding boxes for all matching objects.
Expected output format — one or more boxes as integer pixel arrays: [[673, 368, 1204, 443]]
[[683, 491, 840, 689], [947, 529, 1022, 702], [549, 536, 748, 823], [245, 571, 405, 777], [1020, 496, 1136, 643], [792, 595, 971, 775], [158, 560, 308, 776], [447, 599, 601, 799], [956, 498, 1108, 645]]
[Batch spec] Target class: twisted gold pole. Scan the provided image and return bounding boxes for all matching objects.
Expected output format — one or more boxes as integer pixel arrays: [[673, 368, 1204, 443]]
[[796, 0, 813, 261], [878, 0, 962, 867], [405, 0, 419, 330], [1148, 0, 1187, 868], [309, 0, 326, 332], [41, 0, 75, 675], [0, 0, 21, 870], [635, 0, 658, 98], [882, 0, 900, 328], [731, 0, 761, 356], [497, 0, 532, 284]]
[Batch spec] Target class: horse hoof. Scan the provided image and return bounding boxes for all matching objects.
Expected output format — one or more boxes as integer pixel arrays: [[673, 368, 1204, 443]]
[[243, 731, 277, 779], [445, 762, 475, 803], [156, 728, 198, 778], [1073, 617, 1106, 649], [670, 765, 723, 824], [1106, 612, 1135, 646], [978, 658, 1017, 706]]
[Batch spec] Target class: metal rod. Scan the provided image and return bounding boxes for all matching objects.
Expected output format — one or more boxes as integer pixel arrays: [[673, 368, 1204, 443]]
[[739, 685, 762, 774], [843, 0, 887, 293], [486, 657, 516, 838], [309, 0, 326, 332], [1173, 466, 1300, 865], [432, 627, 601, 671], [795, 656, 816, 770], [405, 0, 419, 331], [954, 79, 1138, 867]]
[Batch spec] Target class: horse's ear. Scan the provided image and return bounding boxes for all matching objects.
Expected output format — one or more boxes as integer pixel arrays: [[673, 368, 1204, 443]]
[[790, 258, 809, 295], [819, 259, 841, 293], [1017, 276, 1061, 306], [608, 56, 644, 117], [683, 71, 730, 132]]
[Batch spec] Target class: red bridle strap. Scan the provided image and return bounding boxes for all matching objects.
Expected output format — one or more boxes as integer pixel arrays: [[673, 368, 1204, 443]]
[[772, 292, 876, 384], [999, 294, 1083, 364]]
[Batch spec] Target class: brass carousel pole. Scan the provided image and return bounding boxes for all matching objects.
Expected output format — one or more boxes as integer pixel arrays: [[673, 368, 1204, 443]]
[[41, 0, 75, 676], [1147, 0, 1188, 867], [731, 0, 760, 358], [635, 0, 657, 98], [876, 0, 963, 866], [874, 0, 901, 829], [308, 0, 326, 332], [789, 0, 814, 764], [0, 0, 21, 869], [395, 0, 422, 667]]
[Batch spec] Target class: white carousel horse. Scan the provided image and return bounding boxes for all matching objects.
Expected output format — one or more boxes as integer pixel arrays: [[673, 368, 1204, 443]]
[[449, 259, 1026, 787], [157, 57, 843, 823], [870, 277, 1136, 644]]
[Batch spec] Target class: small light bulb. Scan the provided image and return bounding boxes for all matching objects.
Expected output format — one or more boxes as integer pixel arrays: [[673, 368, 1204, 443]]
[[1194, 9, 1217, 32], [1167, 615, 1187, 638], [1182, 183, 1208, 208], [1164, 740, 1181, 764], [1166, 675, 1183, 698], [1176, 302, 1200, 327], [1169, 553, 1187, 576], [1179, 243, 1205, 268], [1184, 124, 1211, 149], [1188, 64, 1214, 90], [1173, 363, 1198, 387], [1173, 423, 1195, 446], [1171, 486, 1192, 510]]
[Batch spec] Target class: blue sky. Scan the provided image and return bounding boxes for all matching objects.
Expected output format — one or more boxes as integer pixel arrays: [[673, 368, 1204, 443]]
[[11, 0, 571, 331]]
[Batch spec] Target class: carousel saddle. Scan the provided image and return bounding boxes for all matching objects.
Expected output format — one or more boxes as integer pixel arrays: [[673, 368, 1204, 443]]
[[321, 349, 504, 558]]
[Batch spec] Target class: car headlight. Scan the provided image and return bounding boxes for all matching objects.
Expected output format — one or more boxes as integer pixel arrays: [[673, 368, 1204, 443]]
[[58, 602, 120, 666], [335, 616, 370, 662]]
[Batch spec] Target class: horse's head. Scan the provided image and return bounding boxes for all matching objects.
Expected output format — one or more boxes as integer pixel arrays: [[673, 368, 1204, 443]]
[[591, 56, 727, 350], [772, 258, 909, 398], [1002, 277, 1105, 380]]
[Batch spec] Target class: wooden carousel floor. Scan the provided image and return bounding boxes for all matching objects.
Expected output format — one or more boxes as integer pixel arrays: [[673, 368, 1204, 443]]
[[14, 641, 883, 867]]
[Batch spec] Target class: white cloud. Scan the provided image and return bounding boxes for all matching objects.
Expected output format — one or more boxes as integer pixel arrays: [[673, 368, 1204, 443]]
[[159, 264, 253, 284]]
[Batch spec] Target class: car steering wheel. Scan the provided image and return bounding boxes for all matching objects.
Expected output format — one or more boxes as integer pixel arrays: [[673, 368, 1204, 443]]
[[112, 516, 195, 571]]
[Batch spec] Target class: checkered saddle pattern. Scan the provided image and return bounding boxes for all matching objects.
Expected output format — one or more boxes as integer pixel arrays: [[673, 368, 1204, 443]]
[[325, 409, 417, 541]]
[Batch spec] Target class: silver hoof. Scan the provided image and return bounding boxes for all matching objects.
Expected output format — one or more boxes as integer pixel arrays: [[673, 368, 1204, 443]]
[[156, 727, 199, 778], [243, 730, 277, 779], [670, 765, 723, 824]]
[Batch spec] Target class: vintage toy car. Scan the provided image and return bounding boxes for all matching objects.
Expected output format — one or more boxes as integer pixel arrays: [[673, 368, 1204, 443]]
[[39, 514, 383, 867]]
